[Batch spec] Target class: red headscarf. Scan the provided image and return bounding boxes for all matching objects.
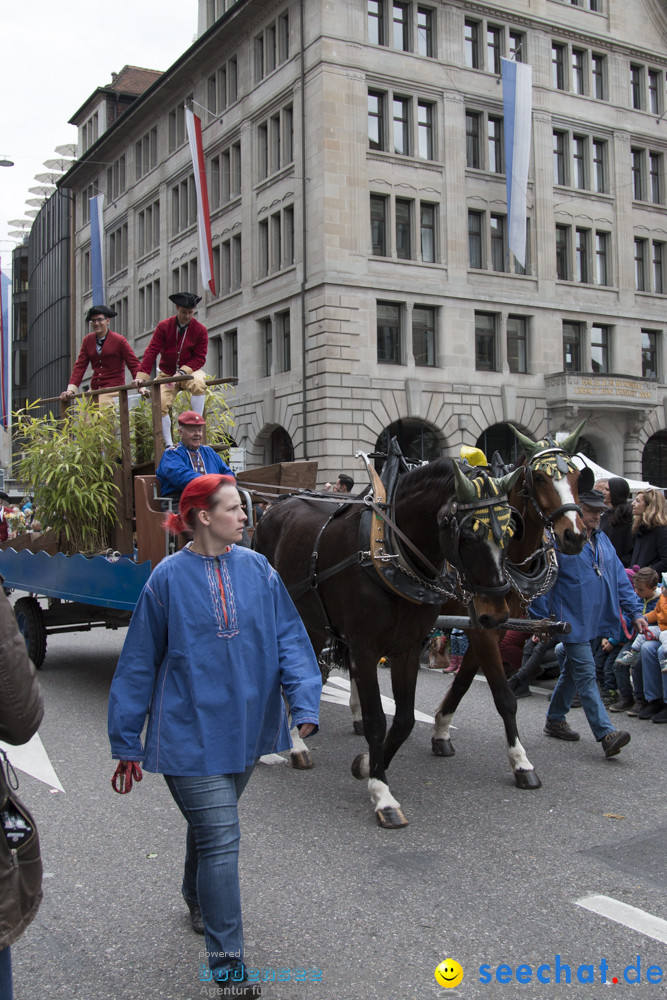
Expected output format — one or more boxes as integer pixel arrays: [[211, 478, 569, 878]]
[[165, 474, 237, 535]]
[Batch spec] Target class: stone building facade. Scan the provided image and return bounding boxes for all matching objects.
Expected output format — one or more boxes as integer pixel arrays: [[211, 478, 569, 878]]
[[59, 0, 667, 484]]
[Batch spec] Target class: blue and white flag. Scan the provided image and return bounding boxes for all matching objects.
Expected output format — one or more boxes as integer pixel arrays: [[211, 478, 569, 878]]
[[502, 58, 532, 269], [90, 193, 106, 305]]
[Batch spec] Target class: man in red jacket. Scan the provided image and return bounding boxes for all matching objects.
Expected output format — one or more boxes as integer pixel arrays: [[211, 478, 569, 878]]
[[133, 292, 208, 446], [61, 305, 140, 406]]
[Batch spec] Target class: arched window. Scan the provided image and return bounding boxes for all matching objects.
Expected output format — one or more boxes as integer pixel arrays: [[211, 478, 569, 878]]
[[642, 431, 667, 487], [265, 427, 294, 464], [375, 418, 442, 469]]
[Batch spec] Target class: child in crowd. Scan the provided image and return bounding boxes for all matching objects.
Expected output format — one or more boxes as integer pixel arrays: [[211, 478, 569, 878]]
[[610, 567, 661, 711]]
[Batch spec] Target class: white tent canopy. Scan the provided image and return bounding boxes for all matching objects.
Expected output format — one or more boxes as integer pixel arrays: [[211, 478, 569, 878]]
[[571, 454, 662, 493]]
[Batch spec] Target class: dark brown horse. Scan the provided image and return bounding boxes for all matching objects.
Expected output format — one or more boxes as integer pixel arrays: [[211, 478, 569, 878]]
[[253, 458, 522, 827], [429, 421, 588, 788]]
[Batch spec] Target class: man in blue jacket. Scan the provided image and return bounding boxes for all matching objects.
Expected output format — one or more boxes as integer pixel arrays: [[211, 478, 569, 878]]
[[156, 410, 234, 501], [530, 489, 649, 758]]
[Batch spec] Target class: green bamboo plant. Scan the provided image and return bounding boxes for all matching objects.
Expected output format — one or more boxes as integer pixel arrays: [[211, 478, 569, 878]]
[[13, 398, 121, 554], [130, 383, 236, 465]]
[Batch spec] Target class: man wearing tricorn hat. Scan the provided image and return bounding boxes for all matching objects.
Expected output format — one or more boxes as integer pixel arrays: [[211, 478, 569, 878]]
[[61, 305, 140, 405], [133, 292, 208, 447]]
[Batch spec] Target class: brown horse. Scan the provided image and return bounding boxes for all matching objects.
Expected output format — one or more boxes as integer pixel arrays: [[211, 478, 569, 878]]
[[429, 421, 588, 788], [253, 457, 522, 827]]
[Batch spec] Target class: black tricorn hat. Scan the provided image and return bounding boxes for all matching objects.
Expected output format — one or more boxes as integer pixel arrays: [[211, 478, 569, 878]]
[[169, 292, 202, 309], [85, 304, 117, 322]]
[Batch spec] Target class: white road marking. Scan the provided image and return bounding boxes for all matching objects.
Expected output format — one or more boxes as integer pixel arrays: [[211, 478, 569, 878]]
[[322, 675, 435, 724], [576, 895, 667, 945], [0, 733, 65, 792]]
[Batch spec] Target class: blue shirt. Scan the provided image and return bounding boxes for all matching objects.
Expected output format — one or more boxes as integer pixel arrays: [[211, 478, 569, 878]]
[[108, 544, 321, 774], [530, 530, 643, 644], [156, 443, 234, 498]]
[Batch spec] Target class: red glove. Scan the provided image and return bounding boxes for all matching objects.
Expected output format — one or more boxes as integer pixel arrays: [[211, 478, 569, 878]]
[[111, 761, 143, 794]]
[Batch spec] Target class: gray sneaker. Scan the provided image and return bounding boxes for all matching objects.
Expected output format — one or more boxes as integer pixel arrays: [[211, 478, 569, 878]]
[[601, 730, 631, 758], [616, 648, 639, 666], [544, 718, 580, 741]]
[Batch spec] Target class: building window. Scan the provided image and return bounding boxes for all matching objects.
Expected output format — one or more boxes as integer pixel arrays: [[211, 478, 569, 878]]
[[171, 176, 197, 234], [255, 13, 289, 82], [556, 224, 570, 280], [593, 139, 607, 193], [137, 200, 160, 257], [417, 101, 434, 159], [592, 53, 607, 100], [553, 131, 568, 185], [552, 44, 566, 90], [262, 318, 272, 376], [653, 241, 665, 294], [393, 2, 410, 50], [393, 97, 410, 155], [108, 222, 128, 276], [106, 155, 126, 201], [81, 183, 96, 226], [413, 305, 436, 366], [172, 260, 198, 295], [108, 296, 129, 337], [420, 202, 436, 262], [277, 310, 291, 373], [224, 329, 238, 378], [650, 152, 663, 204], [591, 324, 609, 372], [649, 68, 663, 115], [467, 110, 503, 173], [256, 105, 293, 181], [507, 316, 527, 374], [635, 237, 648, 290], [138, 279, 160, 332], [257, 205, 294, 277], [417, 7, 434, 57], [210, 141, 242, 207], [595, 231, 610, 285], [572, 48, 586, 95], [509, 31, 525, 62], [168, 96, 193, 152], [135, 128, 158, 180], [368, 90, 386, 150], [468, 211, 483, 269], [475, 312, 497, 371], [368, 1, 385, 45], [395, 199, 412, 259], [487, 25, 502, 75], [642, 330, 659, 379], [572, 134, 587, 188], [82, 112, 98, 153], [377, 301, 402, 363], [575, 228, 591, 283], [490, 214, 506, 272], [82, 249, 91, 292], [563, 322, 582, 371], [632, 148, 646, 200], [464, 20, 480, 69]]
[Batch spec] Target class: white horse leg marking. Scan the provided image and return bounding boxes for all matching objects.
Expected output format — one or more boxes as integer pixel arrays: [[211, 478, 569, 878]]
[[433, 711, 454, 742], [290, 723, 308, 756], [349, 678, 362, 725], [507, 739, 534, 774], [369, 777, 402, 813], [355, 751, 370, 778]]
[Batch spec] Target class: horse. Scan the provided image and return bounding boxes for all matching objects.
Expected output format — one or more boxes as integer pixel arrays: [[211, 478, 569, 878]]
[[253, 457, 523, 827], [427, 421, 588, 788]]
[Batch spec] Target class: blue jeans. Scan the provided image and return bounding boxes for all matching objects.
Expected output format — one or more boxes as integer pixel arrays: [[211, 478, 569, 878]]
[[639, 641, 667, 703], [548, 642, 614, 741], [0, 947, 13, 1000], [165, 766, 254, 979]]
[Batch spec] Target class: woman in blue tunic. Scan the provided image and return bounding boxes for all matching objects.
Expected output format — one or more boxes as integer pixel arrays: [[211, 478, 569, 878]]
[[108, 474, 321, 998]]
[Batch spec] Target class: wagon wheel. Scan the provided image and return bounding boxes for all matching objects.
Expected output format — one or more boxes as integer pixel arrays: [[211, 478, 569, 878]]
[[14, 597, 47, 669]]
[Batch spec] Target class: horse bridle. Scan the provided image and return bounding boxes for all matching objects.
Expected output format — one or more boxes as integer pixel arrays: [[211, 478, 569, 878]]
[[438, 490, 517, 597], [522, 444, 582, 527]]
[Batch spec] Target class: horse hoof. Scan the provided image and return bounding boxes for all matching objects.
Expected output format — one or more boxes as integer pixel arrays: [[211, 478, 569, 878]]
[[376, 806, 409, 829], [290, 750, 314, 770], [352, 720, 364, 736], [351, 753, 369, 780], [514, 769, 541, 790], [431, 737, 455, 757]]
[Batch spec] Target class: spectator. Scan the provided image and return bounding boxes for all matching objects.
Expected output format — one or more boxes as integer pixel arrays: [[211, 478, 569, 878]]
[[0, 588, 44, 999], [324, 474, 354, 494], [637, 639, 667, 722], [108, 475, 321, 996], [600, 477, 634, 567], [529, 489, 647, 757], [629, 488, 667, 575], [134, 293, 208, 447], [0, 492, 11, 544], [61, 305, 140, 406], [610, 567, 659, 713]]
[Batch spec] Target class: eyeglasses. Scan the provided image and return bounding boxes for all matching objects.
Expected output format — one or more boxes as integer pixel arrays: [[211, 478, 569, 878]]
[[90, 318, 108, 325]]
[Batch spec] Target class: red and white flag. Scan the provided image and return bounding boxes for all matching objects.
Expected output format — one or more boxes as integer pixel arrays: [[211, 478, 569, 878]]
[[185, 108, 216, 296]]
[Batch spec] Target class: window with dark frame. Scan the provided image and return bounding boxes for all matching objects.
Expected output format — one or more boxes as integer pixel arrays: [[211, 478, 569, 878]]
[[370, 195, 388, 256], [563, 322, 582, 371], [368, 90, 386, 150], [413, 305, 436, 366], [469, 210, 483, 269], [642, 330, 659, 379], [507, 316, 527, 374], [590, 324, 609, 373], [475, 312, 497, 371], [396, 199, 412, 259], [377, 302, 402, 363]]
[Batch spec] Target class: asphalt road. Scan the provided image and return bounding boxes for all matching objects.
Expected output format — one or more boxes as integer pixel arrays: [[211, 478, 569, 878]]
[[8, 625, 667, 1000]]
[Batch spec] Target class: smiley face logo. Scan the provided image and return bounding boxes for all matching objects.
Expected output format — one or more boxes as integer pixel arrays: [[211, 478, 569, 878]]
[[435, 959, 464, 988]]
